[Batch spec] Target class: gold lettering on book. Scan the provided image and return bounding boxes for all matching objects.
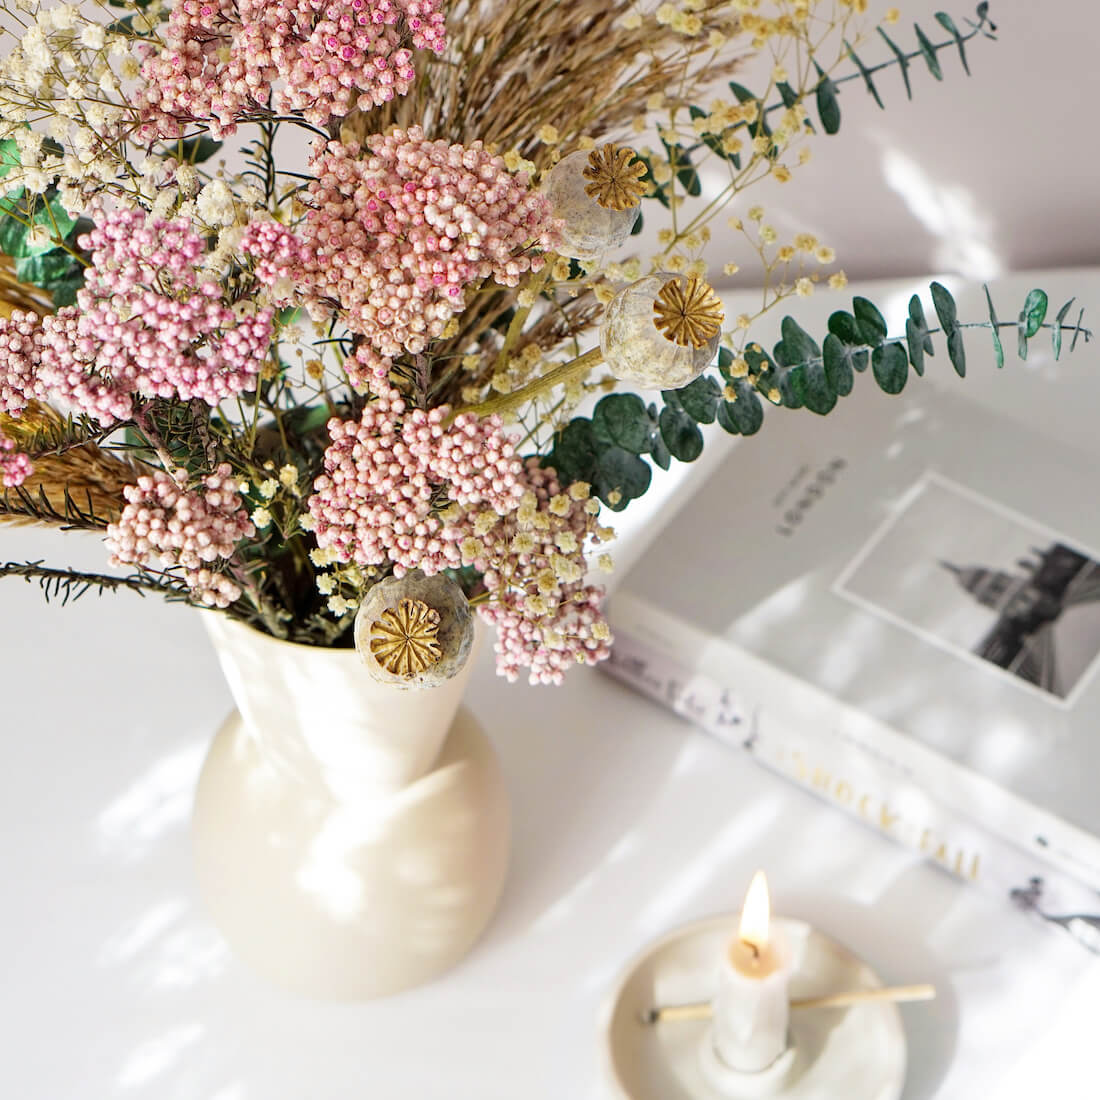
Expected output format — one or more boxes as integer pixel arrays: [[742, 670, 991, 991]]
[[788, 749, 809, 782], [772, 745, 981, 883]]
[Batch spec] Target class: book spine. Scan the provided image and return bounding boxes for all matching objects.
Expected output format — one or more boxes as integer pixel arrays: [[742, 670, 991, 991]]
[[609, 590, 1100, 896], [604, 621, 1100, 955]]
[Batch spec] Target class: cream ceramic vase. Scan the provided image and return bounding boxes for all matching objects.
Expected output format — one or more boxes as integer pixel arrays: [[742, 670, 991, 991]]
[[193, 613, 510, 1000]]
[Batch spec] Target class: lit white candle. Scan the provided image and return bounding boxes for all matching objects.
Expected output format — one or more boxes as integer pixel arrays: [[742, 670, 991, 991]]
[[711, 871, 792, 1073]]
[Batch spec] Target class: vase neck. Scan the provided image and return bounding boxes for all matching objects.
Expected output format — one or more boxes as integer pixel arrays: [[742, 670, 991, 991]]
[[203, 613, 474, 801]]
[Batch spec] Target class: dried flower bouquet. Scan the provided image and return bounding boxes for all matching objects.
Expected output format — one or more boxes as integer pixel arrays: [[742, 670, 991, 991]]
[[0, 0, 1088, 684]]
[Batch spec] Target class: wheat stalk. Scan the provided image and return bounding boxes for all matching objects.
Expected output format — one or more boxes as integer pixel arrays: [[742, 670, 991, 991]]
[[0, 255, 51, 319], [362, 0, 739, 162], [0, 403, 145, 529]]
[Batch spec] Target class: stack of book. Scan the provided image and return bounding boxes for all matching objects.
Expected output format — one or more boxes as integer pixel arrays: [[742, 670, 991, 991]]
[[605, 286, 1100, 951]]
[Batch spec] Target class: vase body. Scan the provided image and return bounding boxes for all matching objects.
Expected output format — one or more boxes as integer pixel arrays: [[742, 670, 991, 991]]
[[193, 614, 510, 1000]]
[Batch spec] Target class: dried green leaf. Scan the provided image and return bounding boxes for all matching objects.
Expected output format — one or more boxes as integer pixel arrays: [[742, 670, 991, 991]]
[[1052, 297, 1075, 361], [547, 419, 599, 485], [813, 61, 841, 135], [717, 380, 764, 436], [822, 333, 857, 394], [877, 28, 913, 98], [662, 140, 701, 196], [934, 11, 970, 73], [983, 284, 1004, 369], [853, 297, 888, 343], [947, 326, 967, 376], [845, 40, 885, 109], [914, 24, 944, 79], [178, 136, 223, 164], [800, 361, 837, 415], [872, 341, 909, 394], [905, 294, 934, 375], [592, 393, 651, 453], [1019, 288, 1048, 338], [659, 402, 704, 462], [930, 282, 957, 328], [0, 139, 19, 180], [593, 446, 651, 510], [1015, 289, 1048, 361], [672, 375, 723, 425]]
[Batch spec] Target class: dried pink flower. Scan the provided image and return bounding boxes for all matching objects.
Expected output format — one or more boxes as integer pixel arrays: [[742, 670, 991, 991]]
[[306, 386, 523, 574], [0, 309, 44, 417], [136, 0, 446, 138], [243, 129, 560, 385], [0, 433, 32, 488], [35, 208, 273, 425], [459, 459, 613, 685], [478, 587, 611, 686], [106, 463, 255, 608]]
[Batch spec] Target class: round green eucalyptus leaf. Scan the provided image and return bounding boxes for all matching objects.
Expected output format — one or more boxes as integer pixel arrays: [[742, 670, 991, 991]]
[[672, 375, 722, 425], [659, 403, 704, 462], [547, 418, 599, 484], [591, 393, 651, 453], [872, 341, 908, 394], [593, 446, 651, 510], [822, 333, 856, 394], [717, 380, 764, 436]]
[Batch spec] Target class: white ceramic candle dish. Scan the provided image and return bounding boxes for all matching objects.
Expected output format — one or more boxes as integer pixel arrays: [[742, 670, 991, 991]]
[[602, 915, 906, 1100]]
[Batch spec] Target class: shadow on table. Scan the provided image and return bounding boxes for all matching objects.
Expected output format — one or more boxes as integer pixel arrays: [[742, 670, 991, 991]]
[[470, 662, 687, 949]]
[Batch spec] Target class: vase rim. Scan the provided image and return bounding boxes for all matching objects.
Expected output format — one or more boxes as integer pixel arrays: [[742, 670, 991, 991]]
[[203, 610, 358, 657]]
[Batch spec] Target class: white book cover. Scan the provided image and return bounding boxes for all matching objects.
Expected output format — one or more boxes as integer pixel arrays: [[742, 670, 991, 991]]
[[603, 614, 1100, 953], [611, 370, 1100, 892]]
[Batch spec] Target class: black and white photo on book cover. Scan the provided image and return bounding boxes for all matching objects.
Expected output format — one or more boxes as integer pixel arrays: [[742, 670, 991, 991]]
[[834, 472, 1100, 707]]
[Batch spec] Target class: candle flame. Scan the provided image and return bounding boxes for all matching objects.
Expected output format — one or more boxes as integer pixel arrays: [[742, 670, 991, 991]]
[[738, 870, 770, 950]]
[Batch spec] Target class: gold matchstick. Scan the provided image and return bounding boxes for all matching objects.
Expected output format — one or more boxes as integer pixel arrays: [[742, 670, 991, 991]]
[[640, 983, 936, 1025]]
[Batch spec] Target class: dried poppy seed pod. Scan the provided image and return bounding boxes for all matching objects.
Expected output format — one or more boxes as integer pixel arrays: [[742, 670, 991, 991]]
[[354, 570, 475, 690], [599, 273, 723, 388], [542, 149, 641, 263]]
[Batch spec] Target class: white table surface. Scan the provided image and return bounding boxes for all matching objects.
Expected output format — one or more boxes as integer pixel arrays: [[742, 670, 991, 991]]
[[4, 270, 1100, 1098], [3, 534, 1099, 1100]]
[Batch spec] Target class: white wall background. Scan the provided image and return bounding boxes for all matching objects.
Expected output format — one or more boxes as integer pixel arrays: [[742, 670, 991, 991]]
[[705, 0, 1100, 285]]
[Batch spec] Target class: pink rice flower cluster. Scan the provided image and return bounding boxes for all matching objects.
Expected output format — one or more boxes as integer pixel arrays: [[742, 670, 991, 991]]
[[32, 208, 273, 425], [136, 0, 445, 139], [106, 464, 255, 608], [0, 433, 32, 488], [0, 309, 44, 417], [306, 386, 524, 573], [242, 130, 560, 386], [402, 409, 524, 512], [238, 219, 306, 295]]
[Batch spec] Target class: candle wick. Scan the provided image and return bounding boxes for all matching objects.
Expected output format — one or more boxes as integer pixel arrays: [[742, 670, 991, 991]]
[[740, 938, 760, 960]]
